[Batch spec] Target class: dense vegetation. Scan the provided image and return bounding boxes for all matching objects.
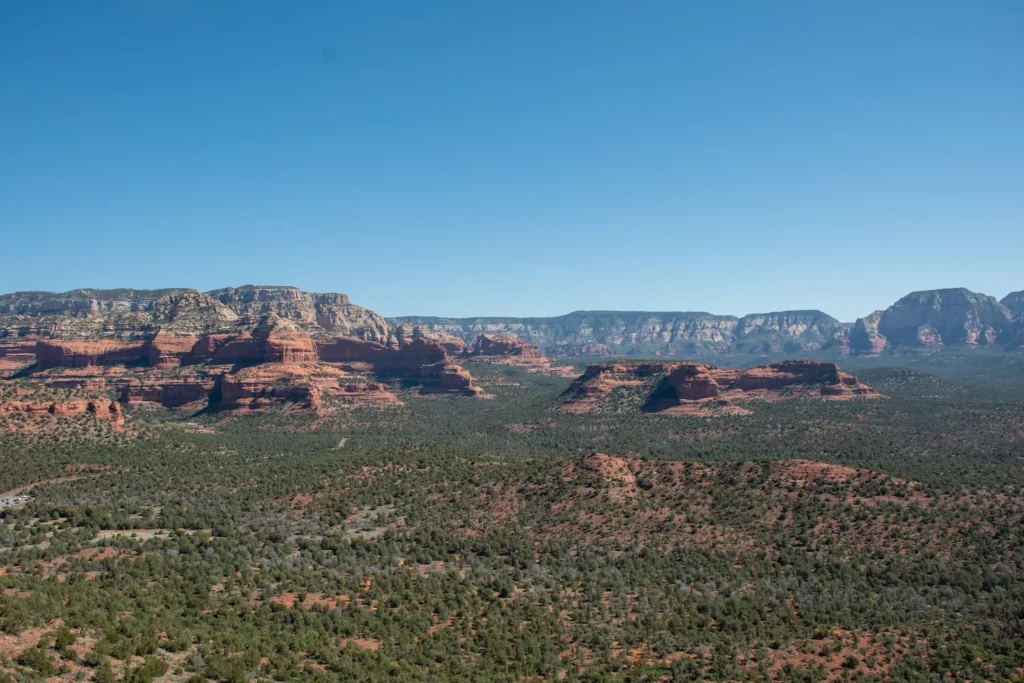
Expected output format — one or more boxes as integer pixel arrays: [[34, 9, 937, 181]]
[[2, 354, 1023, 681]]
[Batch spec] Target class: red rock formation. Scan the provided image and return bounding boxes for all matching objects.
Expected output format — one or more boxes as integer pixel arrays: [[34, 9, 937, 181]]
[[418, 362, 483, 396], [219, 367, 319, 412], [190, 333, 266, 365], [561, 363, 675, 412], [185, 322, 318, 366], [35, 340, 146, 369], [120, 377, 216, 408], [216, 362, 402, 412], [733, 361, 841, 391], [819, 372, 879, 398], [665, 364, 721, 400], [143, 332, 197, 368], [14, 326, 476, 414], [0, 340, 37, 377], [86, 400, 124, 423], [392, 324, 466, 357], [469, 334, 574, 376], [564, 360, 880, 415], [316, 337, 448, 373], [0, 398, 124, 424], [473, 334, 543, 359], [262, 326, 318, 364]]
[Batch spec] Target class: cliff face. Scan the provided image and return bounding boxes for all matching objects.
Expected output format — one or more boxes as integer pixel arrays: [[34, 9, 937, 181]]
[[0, 398, 123, 421], [465, 333, 574, 376], [391, 310, 843, 358], [1001, 291, 1024, 318], [847, 288, 1017, 354], [207, 286, 388, 341], [389, 324, 467, 356], [3, 285, 1023, 365], [0, 286, 386, 342], [62, 322, 486, 411], [389, 288, 1023, 358], [732, 311, 843, 354], [562, 360, 879, 416], [471, 334, 544, 359]]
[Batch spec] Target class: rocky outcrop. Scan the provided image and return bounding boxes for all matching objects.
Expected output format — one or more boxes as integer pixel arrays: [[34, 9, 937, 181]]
[[6, 309, 473, 414], [1001, 290, 1024, 318], [0, 289, 187, 316], [208, 285, 388, 341], [7, 284, 1022, 362], [260, 323, 319, 364], [664, 364, 721, 400], [0, 286, 387, 343], [466, 334, 574, 375], [218, 364, 320, 412], [145, 292, 240, 336], [143, 332, 197, 368], [120, 377, 216, 408], [316, 337, 448, 373], [561, 362, 677, 413], [733, 360, 841, 390], [35, 340, 146, 369], [391, 312, 739, 357], [848, 289, 1016, 354], [390, 324, 466, 356], [417, 362, 483, 396], [732, 311, 843, 354], [216, 362, 401, 412], [0, 341, 37, 377], [472, 334, 544, 359], [563, 360, 879, 415], [848, 311, 887, 355], [188, 333, 265, 365], [0, 398, 124, 424], [188, 319, 318, 365]]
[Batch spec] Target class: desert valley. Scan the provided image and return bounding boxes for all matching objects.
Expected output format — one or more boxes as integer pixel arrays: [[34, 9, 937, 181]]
[[1, 285, 1023, 682]]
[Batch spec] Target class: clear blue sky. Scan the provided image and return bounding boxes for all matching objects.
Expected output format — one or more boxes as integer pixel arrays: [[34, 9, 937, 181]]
[[2, 1, 1022, 321]]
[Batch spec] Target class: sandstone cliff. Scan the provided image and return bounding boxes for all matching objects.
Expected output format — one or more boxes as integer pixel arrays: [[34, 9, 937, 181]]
[[0, 388, 125, 434], [562, 360, 879, 416], [1001, 291, 1024, 319], [207, 286, 388, 340], [390, 324, 467, 356], [3, 312, 477, 415], [467, 334, 575, 376], [0, 286, 386, 342], [847, 288, 1017, 354]]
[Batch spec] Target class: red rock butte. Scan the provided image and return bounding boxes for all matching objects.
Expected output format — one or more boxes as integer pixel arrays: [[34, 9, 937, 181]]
[[562, 360, 880, 416]]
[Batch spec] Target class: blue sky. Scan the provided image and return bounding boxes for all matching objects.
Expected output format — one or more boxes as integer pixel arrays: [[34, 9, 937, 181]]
[[1, 1, 1021, 321]]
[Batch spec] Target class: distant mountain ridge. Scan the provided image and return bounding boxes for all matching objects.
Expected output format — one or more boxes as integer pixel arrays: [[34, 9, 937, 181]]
[[393, 288, 1023, 357], [0, 285, 389, 342], [1, 284, 1021, 358], [392, 310, 844, 357]]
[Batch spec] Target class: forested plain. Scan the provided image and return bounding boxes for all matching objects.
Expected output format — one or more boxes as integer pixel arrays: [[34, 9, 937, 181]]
[[2, 354, 1024, 682]]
